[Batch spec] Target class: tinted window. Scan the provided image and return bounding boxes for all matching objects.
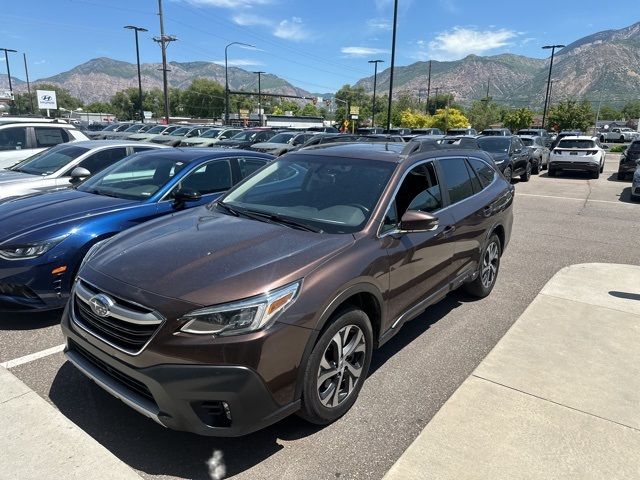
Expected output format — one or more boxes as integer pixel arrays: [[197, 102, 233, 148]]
[[34, 127, 69, 147], [468, 158, 495, 188], [439, 158, 475, 204], [477, 137, 510, 153], [0, 126, 27, 151], [520, 138, 534, 146], [558, 139, 596, 149], [239, 158, 268, 178], [11, 145, 89, 175], [76, 147, 128, 175], [133, 146, 155, 153], [171, 160, 232, 196], [401, 163, 442, 214]]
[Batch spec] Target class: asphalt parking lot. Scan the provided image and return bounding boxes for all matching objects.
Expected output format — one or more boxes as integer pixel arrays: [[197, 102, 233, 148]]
[[1, 153, 639, 480]]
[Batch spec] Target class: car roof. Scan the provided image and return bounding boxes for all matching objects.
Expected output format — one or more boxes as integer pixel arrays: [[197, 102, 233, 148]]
[[558, 136, 596, 141], [62, 140, 167, 148], [293, 142, 405, 162], [139, 147, 273, 163]]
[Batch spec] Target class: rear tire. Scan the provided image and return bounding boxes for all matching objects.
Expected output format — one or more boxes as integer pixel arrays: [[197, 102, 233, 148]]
[[532, 159, 540, 174], [299, 308, 373, 425], [592, 170, 600, 179], [617, 172, 627, 180], [464, 234, 501, 298], [520, 162, 532, 182]]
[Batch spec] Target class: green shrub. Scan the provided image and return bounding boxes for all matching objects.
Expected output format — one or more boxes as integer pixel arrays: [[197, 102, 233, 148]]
[[609, 145, 626, 153]]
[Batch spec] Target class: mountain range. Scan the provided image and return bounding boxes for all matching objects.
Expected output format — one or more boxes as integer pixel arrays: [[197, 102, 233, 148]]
[[1, 21, 639, 108]]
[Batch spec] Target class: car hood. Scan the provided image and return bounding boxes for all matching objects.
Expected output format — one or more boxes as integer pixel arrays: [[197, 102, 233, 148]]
[[216, 139, 251, 147], [0, 169, 40, 185], [0, 189, 136, 243], [181, 138, 212, 145], [86, 207, 355, 306], [251, 142, 287, 150]]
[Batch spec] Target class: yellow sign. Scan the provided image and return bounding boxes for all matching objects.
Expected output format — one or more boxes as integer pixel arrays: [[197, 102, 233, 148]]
[[349, 106, 359, 115]]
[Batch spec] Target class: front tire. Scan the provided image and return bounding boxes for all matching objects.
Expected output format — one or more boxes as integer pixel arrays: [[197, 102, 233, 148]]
[[299, 308, 373, 425], [502, 166, 513, 183], [521, 161, 532, 182], [592, 169, 600, 179], [464, 234, 501, 298]]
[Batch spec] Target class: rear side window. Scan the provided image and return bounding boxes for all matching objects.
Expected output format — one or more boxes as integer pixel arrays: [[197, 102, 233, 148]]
[[468, 158, 495, 188], [77, 147, 128, 175], [439, 158, 475, 204], [0, 126, 27, 150], [35, 127, 69, 147], [133, 146, 155, 153], [172, 160, 232, 196], [239, 158, 268, 178]]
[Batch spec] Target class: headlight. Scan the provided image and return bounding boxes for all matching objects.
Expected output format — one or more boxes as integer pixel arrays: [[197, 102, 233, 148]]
[[0, 234, 69, 260], [179, 281, 301, 336]]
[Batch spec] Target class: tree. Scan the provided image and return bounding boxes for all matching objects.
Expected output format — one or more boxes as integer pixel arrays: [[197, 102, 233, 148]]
[[426, 93, 455, 115], [430, 107, 469, 131], [467, 99, 502, 131], [85, 102, 113, 113], [301, 102, 320, 117], [598, 105, 622, 120], [181, 79, 224, 119], [622, 100, 640, 120], [334, 84, 370, 124], [547, 100, 594, 132], [399, 109, 432, 128], [110, 88, 137, 120], [502, 107, 534, 131], [10, 83, 83, 117]]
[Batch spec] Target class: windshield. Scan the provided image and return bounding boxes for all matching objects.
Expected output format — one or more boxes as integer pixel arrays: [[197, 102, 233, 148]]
[[477, 137, 510, 153], [219, 155, 395, 234], [200, 129, 222, 138], [267, 132, 296, 144], [558, 139, 596, 149], [78, 154, 189, 201], [115, 124, 132, 131], [230, 131, 258, 141], [170, 127, 192, 136], [520, 138, 534, 146], [102, 124, 121, 132], [11, 145, 89, 175], [146, 126, 166, 134], [123, 124, 144, 133]]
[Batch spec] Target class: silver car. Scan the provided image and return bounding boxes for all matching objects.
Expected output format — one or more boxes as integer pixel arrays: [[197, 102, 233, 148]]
[[179, 127, 242, 147], [0, 140, 167, 201], [519, 135, 550, 172]]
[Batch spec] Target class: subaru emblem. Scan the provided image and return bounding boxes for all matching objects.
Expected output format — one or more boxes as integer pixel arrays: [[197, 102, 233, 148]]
[[89, 293, 114, 317]]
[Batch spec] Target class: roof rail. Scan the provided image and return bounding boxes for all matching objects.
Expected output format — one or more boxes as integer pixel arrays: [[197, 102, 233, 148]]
[[402, 137, 480, 156]]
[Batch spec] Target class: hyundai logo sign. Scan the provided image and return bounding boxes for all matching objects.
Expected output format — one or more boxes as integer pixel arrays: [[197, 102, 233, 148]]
[[41, 94, 52, 101], [36, 89, 57, 109], [88, 293, 115, 317]]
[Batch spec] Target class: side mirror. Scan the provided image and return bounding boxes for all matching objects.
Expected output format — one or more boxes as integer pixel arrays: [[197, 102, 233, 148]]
[[172, 188, 202, 208], [399, 210, 439, 232], [602, 144, 610, 150], [69, 167, 91, 184]]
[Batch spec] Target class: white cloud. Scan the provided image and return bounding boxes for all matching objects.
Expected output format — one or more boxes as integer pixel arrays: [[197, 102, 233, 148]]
[[341, 46, 390, 57], [232, 13, 272, 26], [181, 0, 270, 8], [34, 59, 46, 65], [367, 18, 391, 31], [425, 27, 519, 60], [274, 17, 308, 41], [212, 59, 264, 66]]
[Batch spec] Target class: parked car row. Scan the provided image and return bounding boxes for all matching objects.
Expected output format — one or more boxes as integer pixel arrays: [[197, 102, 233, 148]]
[[616, 140, 640, 201], [1, 123, 516, 437]]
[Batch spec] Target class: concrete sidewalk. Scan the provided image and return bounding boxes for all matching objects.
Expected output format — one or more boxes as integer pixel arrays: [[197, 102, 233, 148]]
[[385, 263, 640, 480], [0, 365, 143, 480]]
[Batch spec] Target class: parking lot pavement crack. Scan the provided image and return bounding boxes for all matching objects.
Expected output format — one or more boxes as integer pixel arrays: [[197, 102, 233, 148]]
[[471, 374, 640, 433], [0, 390, 30, 405], [578, 180, 594, 215]]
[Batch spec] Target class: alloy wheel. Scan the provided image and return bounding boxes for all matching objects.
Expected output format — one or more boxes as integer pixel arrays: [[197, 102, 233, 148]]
[[481, 241, 499, 289], [503, 167, 512, 183], [317, 324, 367, 408]]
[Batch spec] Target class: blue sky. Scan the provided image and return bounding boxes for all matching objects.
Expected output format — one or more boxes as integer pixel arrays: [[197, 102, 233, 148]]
[[1, 0, 638, 92]]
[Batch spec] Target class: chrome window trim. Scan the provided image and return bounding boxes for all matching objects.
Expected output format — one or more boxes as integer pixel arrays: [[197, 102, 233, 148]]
[[71, 278, 165, 356], [376, 155, 497, 239]]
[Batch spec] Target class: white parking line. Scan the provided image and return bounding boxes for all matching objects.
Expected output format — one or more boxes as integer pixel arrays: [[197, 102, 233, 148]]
[[1, 344, 65, 369], [517, 193, 634, 206]]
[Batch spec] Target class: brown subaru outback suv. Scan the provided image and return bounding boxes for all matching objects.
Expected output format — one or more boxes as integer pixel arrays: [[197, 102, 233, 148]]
[[61, 140, 514, 436]]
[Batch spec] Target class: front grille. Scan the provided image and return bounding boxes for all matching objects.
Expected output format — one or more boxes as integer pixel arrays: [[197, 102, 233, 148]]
[[70, 340, 156, 406], [72, 280, 162, 354]]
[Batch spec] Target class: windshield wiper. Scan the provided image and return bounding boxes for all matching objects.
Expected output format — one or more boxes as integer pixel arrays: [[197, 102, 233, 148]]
[[216, 201, 239, 217], [241, 209, 323, 233]]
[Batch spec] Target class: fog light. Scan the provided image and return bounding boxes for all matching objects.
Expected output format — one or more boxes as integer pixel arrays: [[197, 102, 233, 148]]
[[222, 401, 232, 421]]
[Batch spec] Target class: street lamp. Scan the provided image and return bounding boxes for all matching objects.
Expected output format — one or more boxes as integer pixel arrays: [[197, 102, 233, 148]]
[[541, 44, 564, 129], [0, 48, 17, 108], [124, 25, 148, 123], [386, 0, 398, 131], [368, 59, 384, 127], [253, 71, 265, 126], [225, 42, 255, 125]]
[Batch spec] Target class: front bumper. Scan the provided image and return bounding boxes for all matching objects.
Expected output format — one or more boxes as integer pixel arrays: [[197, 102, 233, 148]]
[[0, 259, 72, 311], [549, 157, 599, 172]]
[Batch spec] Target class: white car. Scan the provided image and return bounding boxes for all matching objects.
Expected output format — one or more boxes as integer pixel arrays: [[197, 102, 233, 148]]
[[548, 136, 606, 179], [0, 140, 166, 202], [0, 121, 88, 169]]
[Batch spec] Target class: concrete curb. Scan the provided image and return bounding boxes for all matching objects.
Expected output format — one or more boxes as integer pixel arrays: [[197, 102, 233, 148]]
[[384, 263, 640, 480], [0, 365, 143, 480]]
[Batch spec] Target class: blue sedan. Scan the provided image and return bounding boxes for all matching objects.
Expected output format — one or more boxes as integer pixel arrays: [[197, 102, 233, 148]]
[[0, 148, 273, 311]]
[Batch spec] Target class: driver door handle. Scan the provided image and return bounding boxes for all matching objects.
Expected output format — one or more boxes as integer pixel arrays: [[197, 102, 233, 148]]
[[440, 225, 456, 238]]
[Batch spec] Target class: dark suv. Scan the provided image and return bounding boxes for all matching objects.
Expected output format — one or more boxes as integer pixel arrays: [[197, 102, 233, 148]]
[[618, 140, 640, 180], [477, 135, 533, 182], [61, 141, 514, 436]]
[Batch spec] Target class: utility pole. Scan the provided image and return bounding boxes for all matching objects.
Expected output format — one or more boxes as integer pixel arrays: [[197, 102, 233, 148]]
[[425, 60, 433, 114], [385, 0, 398, 131], [541, 44, 564, 129], [125, 25, 148, 123], [154, 0, 176, 124], [23, 53, 34, 114], [368, 59, 383, 127], [253, 70, 264, 126], [0, 48, 17, 111], [485, 78, 490, 100], [225, 42, 255, 125], [594, 89, 604, 135]]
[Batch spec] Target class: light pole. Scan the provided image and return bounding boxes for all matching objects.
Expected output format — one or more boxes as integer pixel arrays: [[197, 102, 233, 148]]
[[0, 48, 17, 109], [225, 42, 255, 125], [253, 70, 265, 126], [23, 53, 34, 114], [541, 44, 564, 129], [153, 0, 176, 124], [368, 59, 384, 127], [125, 25, 148, 123], [386, 0, 398, 131]]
